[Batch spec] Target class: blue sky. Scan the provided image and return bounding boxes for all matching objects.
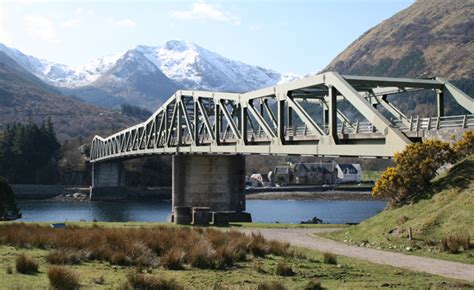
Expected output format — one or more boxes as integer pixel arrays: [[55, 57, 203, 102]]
[[0, 0, 414, 75]]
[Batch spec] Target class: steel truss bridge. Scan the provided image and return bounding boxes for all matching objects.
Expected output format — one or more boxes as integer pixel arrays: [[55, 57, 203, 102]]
[[91, 72, 473, 162]]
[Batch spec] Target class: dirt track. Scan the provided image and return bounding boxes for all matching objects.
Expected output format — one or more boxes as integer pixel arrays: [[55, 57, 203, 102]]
[[239, 228, 474, 283]]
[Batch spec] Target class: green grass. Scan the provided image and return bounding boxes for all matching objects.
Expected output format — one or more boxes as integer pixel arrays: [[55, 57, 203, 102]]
[[0, 244, 470, 289], [230, 222, 348, 229], [0, 221, 347, 229], [321, 155, 474, 264]]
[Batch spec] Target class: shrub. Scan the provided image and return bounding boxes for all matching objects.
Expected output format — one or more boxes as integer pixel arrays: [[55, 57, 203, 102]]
[[161, 248, 185, 270], [47, 266, 80, 290], [304, 279, 323, 290], [126, 272, 183, 290], [275, 261, 295, 276], [15, 254, 39, 274], [322, 252, 337, 265], [47, 249, 83, 265], [248, 233, 269, 257], [440, 234, 471, 254], [453, 131, 474, 158], [0, 176, 20, 220], [188, 241, 216, 269], [257, 281, 287, 290], [372, 140, 456, 207]]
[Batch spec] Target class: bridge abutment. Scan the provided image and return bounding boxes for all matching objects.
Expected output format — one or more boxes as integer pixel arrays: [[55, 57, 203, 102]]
[[172, 154, 251, 222], [90, 160, 127, 201]]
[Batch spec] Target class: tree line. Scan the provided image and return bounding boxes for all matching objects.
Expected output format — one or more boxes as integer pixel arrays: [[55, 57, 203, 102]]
[[0, 118, 60, 184]]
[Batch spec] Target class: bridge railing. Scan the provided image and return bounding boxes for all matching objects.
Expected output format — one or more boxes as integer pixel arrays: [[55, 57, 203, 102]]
[[392, 114, 474, 131]]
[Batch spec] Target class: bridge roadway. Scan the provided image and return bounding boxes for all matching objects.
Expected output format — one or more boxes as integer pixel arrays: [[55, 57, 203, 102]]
[[89, 72, 473, 222]]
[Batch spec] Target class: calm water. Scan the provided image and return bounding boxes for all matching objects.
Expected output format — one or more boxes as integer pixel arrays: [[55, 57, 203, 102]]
[[16, 199, 386, 224]]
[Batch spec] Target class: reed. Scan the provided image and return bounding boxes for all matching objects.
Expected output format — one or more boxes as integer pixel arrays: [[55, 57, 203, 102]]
[[0, 223, 293, 270]]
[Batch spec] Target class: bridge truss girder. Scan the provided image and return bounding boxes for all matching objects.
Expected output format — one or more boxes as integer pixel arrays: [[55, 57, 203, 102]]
[[91, 72, 473, 162]]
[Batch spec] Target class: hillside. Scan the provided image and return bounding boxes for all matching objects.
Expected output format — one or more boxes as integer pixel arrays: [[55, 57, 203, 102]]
[[323, 0, 473, 115], [324, 155, 474, 264], [0, 52, 139, 141]]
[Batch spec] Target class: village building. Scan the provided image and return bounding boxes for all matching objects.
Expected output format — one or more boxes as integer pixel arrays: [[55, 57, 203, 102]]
[[271, 161, 362, 185]]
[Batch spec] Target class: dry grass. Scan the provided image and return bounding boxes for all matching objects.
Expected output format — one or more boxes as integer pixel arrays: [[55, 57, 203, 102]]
[[440, 234, 471, 254], [322, 252, 337, 265], [15, 254, 39, 274], [47, 249, 85, 265], [0, 223, 292, 270], [47, 266, 80, 290], [303, 279, 323, 290], [123, 272, 183, 290], [275, 261, 295, 276], [257, 281, 287, 290], [161, 248, 185, 270]]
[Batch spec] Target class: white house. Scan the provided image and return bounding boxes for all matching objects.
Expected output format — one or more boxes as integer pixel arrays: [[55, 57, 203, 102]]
[[336, 163, 362, 183]]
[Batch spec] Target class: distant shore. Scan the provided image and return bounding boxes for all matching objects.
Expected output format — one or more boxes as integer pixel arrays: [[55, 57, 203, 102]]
[[246, 190, 381, 201]]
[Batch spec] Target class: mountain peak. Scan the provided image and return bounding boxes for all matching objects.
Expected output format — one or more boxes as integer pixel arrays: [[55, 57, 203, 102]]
[[163, 40, 196, 52]]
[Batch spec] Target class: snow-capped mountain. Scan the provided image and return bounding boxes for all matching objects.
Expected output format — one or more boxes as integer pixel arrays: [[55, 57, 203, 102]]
[[134, 40, 284, 92], [0, 41, 299, 108]]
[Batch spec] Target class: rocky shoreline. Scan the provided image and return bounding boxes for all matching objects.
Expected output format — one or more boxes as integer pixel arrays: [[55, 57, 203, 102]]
[[49, 192, 90, 202], [246, 191, 383, 201]]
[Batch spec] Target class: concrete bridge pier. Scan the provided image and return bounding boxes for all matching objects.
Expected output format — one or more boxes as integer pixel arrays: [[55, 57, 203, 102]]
[[172, 154, 251, 223], [90, 160, 127, 201]]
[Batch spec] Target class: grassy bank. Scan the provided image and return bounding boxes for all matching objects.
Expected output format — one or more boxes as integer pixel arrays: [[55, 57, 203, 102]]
[[0, 223, 470, 289], [321, 155, 474, 264]]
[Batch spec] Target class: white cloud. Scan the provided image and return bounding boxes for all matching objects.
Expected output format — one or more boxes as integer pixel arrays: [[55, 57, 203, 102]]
[[114, 18, 137, 28], [61, 8, 83, 29], [170, 1, 240, 26], [24, 15, 59, 44], [61, 17, 80, 28]]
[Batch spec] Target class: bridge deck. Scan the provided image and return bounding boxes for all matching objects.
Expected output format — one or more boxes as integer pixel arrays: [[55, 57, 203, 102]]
[[91, 72, 473, 161]]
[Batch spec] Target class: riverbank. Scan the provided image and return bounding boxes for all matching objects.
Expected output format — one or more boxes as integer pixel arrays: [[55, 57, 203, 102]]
[[246, 190, 380, 200]]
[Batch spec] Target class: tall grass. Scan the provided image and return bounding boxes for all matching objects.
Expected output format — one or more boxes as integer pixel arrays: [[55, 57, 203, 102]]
[[322, 252, 337, 265], [15, 254, 38, 274], [0, 224, 292, 270], [123, 272, 183, 290], [47, 266, 80, 290], [440, 234, 471, 253]]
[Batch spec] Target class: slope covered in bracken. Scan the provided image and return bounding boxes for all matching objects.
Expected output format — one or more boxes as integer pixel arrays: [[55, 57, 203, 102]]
[[323, 0, 473, 115]]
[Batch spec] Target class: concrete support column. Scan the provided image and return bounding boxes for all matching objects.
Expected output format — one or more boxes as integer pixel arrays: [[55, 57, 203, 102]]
[[90, 160, 127, 200], [172, 154, 247, 214]]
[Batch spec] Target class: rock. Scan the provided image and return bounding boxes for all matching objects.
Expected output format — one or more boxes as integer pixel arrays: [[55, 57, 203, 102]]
[[73, 192, 82, 198], [300, 216, 323, 224]]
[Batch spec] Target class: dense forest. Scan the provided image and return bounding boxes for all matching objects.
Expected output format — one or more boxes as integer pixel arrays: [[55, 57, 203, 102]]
[[0, 119, 60, 184]]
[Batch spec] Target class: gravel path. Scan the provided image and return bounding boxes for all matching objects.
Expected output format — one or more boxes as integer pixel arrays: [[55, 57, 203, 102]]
[[239, 228, 474, 282]]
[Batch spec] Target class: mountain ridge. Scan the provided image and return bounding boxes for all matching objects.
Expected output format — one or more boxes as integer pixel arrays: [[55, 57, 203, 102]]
[[323, 0, 473, 80], [0, 51, 140, 141], [0, 41, 298, 109]]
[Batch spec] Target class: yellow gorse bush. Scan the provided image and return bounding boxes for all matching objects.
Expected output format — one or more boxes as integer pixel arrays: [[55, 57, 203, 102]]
[[372, 131, 473, 208]]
